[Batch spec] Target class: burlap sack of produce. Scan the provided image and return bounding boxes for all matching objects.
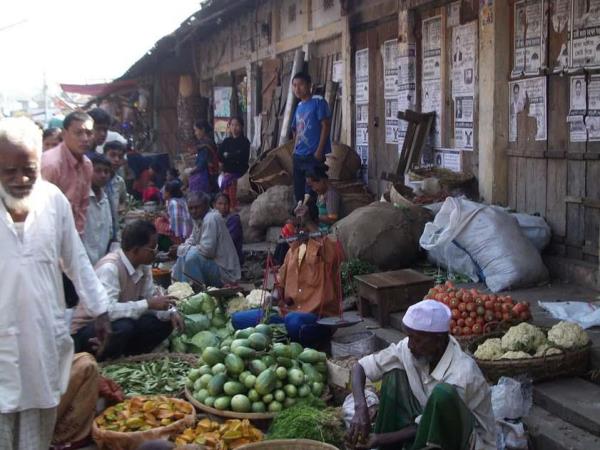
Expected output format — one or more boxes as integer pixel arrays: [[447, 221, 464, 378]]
[[237, 172, 257, 203], [239, 204, 266, 243], [52, 353, 100, 446], [334, 202, 432, 270], [249, 142, 294, 192], [249, 185, 294, 229], [325, 144, 361, 181], [92, 399, 195, 450]]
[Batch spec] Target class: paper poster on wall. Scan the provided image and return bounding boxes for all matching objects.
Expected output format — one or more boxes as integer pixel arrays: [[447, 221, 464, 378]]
[[571, 0, 600, 68], [213, 118, 229, 144], [356, 104, 368, 124], [508, 77, 547, 142], [355, 48, 369, 181], [398, 45, 416, 154], [332, 60, 344, 85], [447, 1, 460, 28], [214, 87, 232, 118], [569, 75, 588, 142], [454, 96, 474, 149], [383, 40, 400, 144], [551, 0, 570, 71], [512, 0, 545, 76], [452, 22, 476, 97], [587, 75, 600, 141], [421, 16, 443, 148], [452, 22, 476, 150], [355, 49, 369, 103], [385, 99, 400, 143], [434, 149, 462, 172]]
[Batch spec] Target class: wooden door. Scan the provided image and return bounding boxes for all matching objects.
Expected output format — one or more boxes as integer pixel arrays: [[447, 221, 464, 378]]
[[352, 16, 398, 195]]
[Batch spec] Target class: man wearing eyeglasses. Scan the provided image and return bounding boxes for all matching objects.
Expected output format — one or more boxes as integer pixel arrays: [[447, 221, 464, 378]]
[[71, 220, 183, 360]]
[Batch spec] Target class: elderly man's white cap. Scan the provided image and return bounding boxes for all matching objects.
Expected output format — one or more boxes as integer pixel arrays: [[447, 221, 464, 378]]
[[402, 299, 451, 333]]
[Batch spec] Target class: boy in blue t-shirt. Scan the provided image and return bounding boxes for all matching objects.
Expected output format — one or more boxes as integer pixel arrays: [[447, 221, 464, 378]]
[[290, 72, 332, 203]]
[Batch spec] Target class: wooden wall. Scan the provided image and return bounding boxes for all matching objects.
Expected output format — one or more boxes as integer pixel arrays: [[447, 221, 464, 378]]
[[506, 1, 600, 265]]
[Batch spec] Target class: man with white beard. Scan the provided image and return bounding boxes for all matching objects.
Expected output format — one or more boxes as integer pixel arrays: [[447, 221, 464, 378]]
[[0, 117, 111, 450]]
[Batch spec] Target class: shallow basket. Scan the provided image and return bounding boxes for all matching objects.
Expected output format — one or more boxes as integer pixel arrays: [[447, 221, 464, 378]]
[[467, 331, 591, 383], [185, 386, 276, 421], [92, 396, 195, 450], [331, 331, 377, 358], [236, 439, 340, 450]]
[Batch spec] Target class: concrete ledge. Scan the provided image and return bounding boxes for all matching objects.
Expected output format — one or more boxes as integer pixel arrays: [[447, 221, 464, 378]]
[[533, 378, 600, 436], [525, 405, 600, 450], [544, 255, 598, 290]]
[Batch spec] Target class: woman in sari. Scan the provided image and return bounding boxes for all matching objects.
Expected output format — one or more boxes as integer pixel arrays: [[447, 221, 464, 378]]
[[189, 120, 219, 194], [214, 193, 244, 265], [218, 117, 250, 209]]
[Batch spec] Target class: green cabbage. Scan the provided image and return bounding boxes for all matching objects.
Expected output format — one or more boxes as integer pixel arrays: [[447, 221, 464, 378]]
[[179, 294, 205, 314], [184, 313, 211, 335], [189, 330, 220, 352]]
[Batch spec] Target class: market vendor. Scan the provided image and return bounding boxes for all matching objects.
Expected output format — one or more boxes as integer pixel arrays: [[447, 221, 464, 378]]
[[347, 300, 496, 450], [171, 192, 241, 287], [71, 220, 184, 360], [232, 200, 341, 347], [306, 165, 340, 233]]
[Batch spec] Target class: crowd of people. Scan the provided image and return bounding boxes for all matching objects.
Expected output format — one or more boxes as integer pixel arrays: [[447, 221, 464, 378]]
[[0, 70, 495, 450]]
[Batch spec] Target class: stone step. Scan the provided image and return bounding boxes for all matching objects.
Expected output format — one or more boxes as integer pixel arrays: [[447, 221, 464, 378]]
[[525, 405, 600, 450], [533, 377, 600, 437]]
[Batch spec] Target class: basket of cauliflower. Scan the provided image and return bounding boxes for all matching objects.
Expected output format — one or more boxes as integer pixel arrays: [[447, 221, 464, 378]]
[[468, 321, 590, 383]]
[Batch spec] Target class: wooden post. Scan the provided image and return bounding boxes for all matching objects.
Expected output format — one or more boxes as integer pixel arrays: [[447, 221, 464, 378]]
[[340, 11, 353, 146], [278, 48, 305, 146]]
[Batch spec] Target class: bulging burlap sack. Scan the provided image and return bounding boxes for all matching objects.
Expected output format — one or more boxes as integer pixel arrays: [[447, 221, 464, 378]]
[[249, 185, 294, 229], [334, 202, 432, 270], [240, 204, 266, 243], [237, 173, 257, 204]]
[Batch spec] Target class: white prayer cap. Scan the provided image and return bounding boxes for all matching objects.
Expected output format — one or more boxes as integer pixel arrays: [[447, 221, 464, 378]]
[[402, 299, 451, 333]]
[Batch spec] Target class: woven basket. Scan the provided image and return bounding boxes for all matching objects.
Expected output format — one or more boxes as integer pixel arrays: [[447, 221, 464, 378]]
[[237, 439, 339, 450], [467, 331, 591, 383], [92, 397, 196, 450], [454, 320, 513, 349], [331, 331, 377, 358], [185, 386, 276, 421]]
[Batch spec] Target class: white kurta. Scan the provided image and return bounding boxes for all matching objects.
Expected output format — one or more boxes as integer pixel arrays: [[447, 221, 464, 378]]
[[0, 180, 109, 413], [359, 336, 496, 450]]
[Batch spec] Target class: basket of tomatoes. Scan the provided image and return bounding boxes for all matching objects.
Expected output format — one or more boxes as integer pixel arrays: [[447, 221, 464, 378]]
[[424, 281, 532, 346]]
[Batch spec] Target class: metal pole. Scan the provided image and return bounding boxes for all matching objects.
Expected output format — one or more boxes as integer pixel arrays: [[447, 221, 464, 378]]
[[278, 49, 305, 146]]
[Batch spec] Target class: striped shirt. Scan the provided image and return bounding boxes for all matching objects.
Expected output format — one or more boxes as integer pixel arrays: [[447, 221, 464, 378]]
[[168, 198, 193, 239]]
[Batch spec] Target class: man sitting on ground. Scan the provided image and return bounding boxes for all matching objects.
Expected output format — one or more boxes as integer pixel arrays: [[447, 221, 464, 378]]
[[71, 220, 183, 360], [232, 200, 340, 347], [347, 300, 496, 450], [171, 192, 241, 288]]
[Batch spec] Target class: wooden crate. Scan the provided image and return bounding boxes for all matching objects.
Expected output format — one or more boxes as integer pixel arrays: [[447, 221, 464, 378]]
[[354, 269, 434, 327]]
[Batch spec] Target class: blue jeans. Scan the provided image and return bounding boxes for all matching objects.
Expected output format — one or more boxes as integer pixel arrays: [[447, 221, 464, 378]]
[[172, 247, 223, 287], [293, 154, 321, 203], [231, 309, 332, 348]]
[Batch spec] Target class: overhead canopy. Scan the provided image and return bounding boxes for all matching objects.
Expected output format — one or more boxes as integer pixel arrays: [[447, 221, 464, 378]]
[[60, 79, 139, 97]]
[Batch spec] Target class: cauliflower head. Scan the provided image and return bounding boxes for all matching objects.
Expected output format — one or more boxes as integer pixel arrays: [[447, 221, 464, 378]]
[[474, 338, 504, 360], [167, 281, 194, 300], [501, 322, 546, 352], [547, 321, 589, 349], [499, 351, 532, 360], [533, 344, 562, 357]]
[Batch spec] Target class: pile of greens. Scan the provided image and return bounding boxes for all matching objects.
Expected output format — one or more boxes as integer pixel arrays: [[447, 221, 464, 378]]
[[341, 259, 378, 298], [267, 399, 345, 448], [101, 357, 192, 396]]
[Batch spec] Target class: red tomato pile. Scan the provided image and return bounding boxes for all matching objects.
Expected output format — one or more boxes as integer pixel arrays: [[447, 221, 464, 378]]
[[425, 281, 532, 337]]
